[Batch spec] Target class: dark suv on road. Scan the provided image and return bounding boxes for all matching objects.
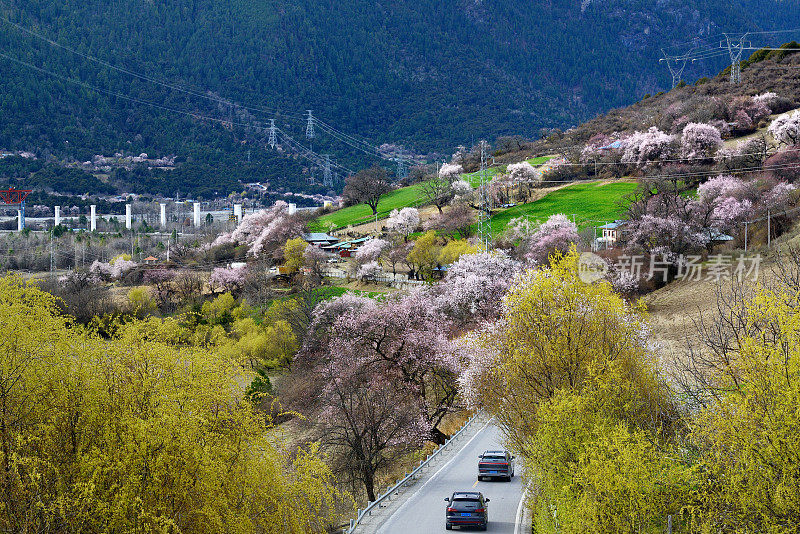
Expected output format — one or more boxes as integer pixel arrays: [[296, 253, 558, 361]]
[[478, 450, 515, 482], [444, 491, 489, 531]]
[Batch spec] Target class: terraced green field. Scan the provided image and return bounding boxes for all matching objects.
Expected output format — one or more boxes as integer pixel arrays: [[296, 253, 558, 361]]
[[487, 180, 638, 235], [309, 155, 555, 231]]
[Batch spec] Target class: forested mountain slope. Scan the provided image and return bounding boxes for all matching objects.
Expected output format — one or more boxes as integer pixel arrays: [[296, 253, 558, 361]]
[[2, 0, 800, 194]]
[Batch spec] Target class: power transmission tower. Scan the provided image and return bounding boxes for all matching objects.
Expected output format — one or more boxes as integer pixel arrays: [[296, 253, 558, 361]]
[[477, 140, 493, 252], [323, 155, 333, 187], [659, 49, 689, 88], [396, 158, 407, 180], [723, 33, 749, 84], [268, 119, 277, 148], [305, 110, 315, 140]]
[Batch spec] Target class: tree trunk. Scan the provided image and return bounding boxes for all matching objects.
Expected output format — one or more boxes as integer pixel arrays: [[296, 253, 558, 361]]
[[430, 427, 448, 445], [363, 469, 377, 502]]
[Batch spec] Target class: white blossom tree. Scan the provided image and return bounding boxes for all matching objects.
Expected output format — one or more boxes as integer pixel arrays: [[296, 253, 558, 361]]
[[387, 207, 420, 241]]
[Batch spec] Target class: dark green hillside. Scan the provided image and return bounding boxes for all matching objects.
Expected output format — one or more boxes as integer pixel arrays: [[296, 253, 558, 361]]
[[1, 0, 800, 196]]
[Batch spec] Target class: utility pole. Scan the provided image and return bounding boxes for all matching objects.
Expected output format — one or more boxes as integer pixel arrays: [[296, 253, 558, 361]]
[[305, 110, 315, 141], [767, 210, 771, 248], [477, 140, 493, 252], [744, 220, 748, 252], [396, 158, 407, 180]]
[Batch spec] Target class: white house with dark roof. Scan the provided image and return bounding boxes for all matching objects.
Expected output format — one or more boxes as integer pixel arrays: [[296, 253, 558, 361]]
[[596, 220, 626, 249]]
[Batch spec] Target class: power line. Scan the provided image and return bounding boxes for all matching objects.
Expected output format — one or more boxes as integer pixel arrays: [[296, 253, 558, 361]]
[[0, 7, 414, 174], [0, 48, 358, 184], [0, 5, 307, 120]]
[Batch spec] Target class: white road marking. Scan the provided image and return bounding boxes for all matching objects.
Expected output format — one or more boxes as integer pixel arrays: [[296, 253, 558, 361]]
[[379, 417, 493, 528], [513, 482, 531, 534]]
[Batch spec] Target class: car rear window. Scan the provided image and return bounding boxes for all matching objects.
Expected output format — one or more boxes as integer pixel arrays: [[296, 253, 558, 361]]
[[481, 455, 506, 461], [451, 498, 481, 511]]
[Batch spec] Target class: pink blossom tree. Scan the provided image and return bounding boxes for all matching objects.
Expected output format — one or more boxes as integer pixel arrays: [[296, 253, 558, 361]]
[[90, 258, 138, 281], [303, 245, 330, 279], [762, 181, 796, 211], [624, 214, 709, 256], [209, 201, 305, 258], [450, 179, 473, 199], [356, 260, 382, 281], [507, 161, 537, 181], [301, 291, 459, 444], [753, 91, 779, 109], [354, 238, 387, 263], [424, 204, 476, 239], [432, 251, 521, 326], [438, 163, 463, 180], [299, 350, 428, 501], [350, 238, 388, 277], [696, 175, 752, 204], [728, 96, 771, 133], [209, 265, 247, 294], [524, 214, 579, 264], [421, 164, 465, 213], [621, 127, 676, 167], [681, 123, 723, 161]]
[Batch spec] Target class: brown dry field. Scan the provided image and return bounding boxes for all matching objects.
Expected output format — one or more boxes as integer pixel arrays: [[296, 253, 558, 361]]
[[645, 223, 800, 372]]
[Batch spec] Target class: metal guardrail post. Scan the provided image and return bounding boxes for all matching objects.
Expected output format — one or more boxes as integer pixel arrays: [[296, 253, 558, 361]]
[[345, 412, 481, 533]]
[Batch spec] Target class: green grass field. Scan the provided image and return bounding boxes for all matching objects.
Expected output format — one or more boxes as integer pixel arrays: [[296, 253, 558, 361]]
[[487, 180, 638, 235], [309, 183, 429, 231], [309, 155, 556, 231]]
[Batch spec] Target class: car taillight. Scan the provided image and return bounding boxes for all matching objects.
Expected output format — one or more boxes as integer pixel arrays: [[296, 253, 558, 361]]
[[447, 508, 457, 513], [474, 508, 485, 513]]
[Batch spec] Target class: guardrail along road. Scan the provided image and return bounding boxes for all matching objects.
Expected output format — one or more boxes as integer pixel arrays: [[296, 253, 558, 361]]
[[377, 424, 524, 533]]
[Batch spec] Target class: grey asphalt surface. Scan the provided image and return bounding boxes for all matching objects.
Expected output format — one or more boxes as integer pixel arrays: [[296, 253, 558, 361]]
[[377, 423, 524, 533]]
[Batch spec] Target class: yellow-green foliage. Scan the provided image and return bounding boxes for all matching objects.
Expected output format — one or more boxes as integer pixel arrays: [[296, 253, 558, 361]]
[[466, 249, 655, 444], [201, 291, 237, 323], [219, 318, 297, 369], [127, 285, 157, 315], [0, 275, 350, 533], [529, 368, 695, 533], [464, 249, 689, 533], [407, 230, 441, 280], [691, 287, 800, 531], [111, 253, 132, 263], [283, 237, 308, 274], [437, 239, 477, 266], [125, 292, 300, 371]]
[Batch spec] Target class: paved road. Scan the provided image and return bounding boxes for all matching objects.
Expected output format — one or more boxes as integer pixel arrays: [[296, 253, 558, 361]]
[[377, 423, 523, 533]]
